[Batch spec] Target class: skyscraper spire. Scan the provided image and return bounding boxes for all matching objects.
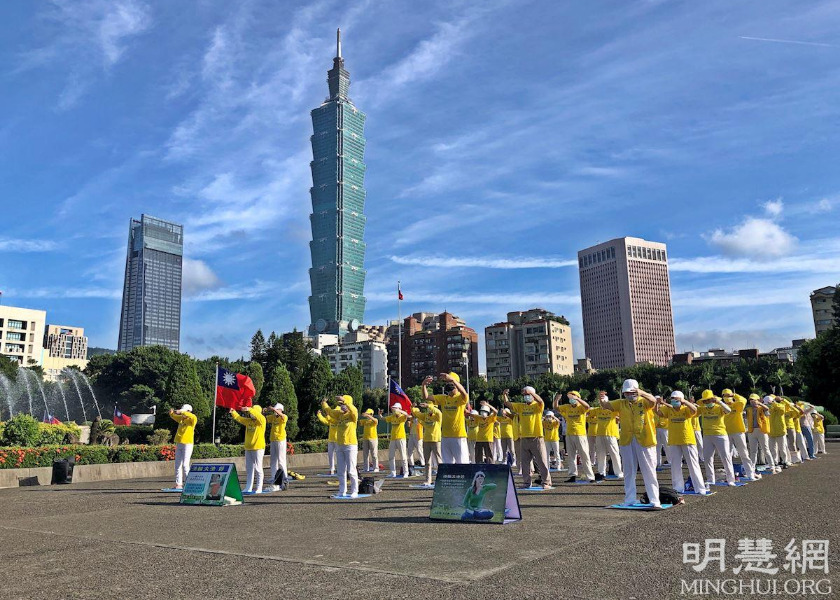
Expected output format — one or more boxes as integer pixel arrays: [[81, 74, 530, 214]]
[[327, 28, 350, 100], [336, 28, 341, 58]]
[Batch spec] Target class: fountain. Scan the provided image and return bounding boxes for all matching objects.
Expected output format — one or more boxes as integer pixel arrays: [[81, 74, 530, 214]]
[[20, 369, 34, 416], [0, 373, 13, 419], [29, 370, 51, 418], [77, 371, 102, 419], [56, 381, 71, 422], [66, 369, 87, 422]]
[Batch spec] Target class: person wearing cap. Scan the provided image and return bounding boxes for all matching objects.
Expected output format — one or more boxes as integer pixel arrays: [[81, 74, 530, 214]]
[[231, 404, 267, 494], [497, 407, 516, 467], [554, 391, 595, 483], [169, 404, 197, 490], [812, 410, 826, 455], [697, 390, 736, 486], [767, 395, 792, 468], [656, 392, 708, 494], [466, 409, 479, 463], [796, 401, 816, 460], [746, 394, 773, 471], [654, 397, 669, 468], [721, 389, 759, 481], [316, 407, 338, 475], [322, 395, 359, 497], [504, 387, 552, 489], [542, 410, 562, 470], [382, 403, 410, 477], [473, 401, 498, 464], [407, 411, 425, 469], [265, 403, 288, 491], [599, 380, 661, 507], [784, 400, 803, 464], [592, 391, 623, 480], [360, 409, 380, 472], [422, 372, 470, 464], [412, 401, 442, 485]]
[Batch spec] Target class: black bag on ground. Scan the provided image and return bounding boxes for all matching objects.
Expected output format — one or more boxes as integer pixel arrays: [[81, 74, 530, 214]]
[[273, 468, 288, 490], [641, 485, 683, 505], [51, 458, 74, 485], [359, 477, 376, 494]]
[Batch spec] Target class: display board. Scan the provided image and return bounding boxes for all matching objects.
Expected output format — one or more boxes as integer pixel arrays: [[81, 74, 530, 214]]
[[429, 463, 521, 524], [180, 463, 243, 506]]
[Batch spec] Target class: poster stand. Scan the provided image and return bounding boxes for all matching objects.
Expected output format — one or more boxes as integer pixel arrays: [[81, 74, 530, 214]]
[[429, 464, 521, 524], [179, 463, 244, 506]]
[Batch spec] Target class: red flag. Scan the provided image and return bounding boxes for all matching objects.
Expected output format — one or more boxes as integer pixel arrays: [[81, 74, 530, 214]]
[[389, 379, 412, 413], [216, 367, 255, 409], [43, 411, 61, 425], [398, 283, 403, 301], [113, 407, 131, 425]]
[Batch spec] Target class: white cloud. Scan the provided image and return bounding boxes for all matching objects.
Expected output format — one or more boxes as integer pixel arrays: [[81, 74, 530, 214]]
[[708, 217, 797, 259], [0, 239, 58, 252], [672, 289, 804, 309], [182, 258, 223, 296], [366, 290, 579, 306], [762, 198, 784, 217], [390, 255, 578, 269], [669, 254, 837, 273], [186, 281, 276, 302], [6, 287, 121, 299]]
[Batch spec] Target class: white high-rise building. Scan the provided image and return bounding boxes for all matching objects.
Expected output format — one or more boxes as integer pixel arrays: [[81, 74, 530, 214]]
[[0, 305, 46, 366], [578, 237, 676, 369], [485, 309, 573, 382], [321, 335, 388, 389]]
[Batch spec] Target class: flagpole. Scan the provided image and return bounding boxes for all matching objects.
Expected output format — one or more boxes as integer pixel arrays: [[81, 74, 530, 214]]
[[397, 280, 402, 387], [212, 362, 218, 445]]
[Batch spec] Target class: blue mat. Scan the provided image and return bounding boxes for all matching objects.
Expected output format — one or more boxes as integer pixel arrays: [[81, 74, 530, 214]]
[[385, 474, 414, 479], [160, 488, 183, 493], [549, 468, 568, 473], [520, 486, 554, 491], [713, 481, 748, 487], [330, 494, 372, 500], [607, 503, 674, 511], [574, 480, 597, 484], [683, 490, 716, 496], [605, 475, 622, 480], [408, 483, 435, 489], [315, 473, 336, 477]]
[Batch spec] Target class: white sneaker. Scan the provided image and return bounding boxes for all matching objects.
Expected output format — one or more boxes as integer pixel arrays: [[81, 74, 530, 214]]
[[727, 482, 736, 487], [390, 472, 397, 477], [349, 492, 359, 498], [373, 468, 380, 472]]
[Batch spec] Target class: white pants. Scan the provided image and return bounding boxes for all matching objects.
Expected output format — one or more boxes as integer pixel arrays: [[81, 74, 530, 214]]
[[407, 437, 425, 466], [362, 438, 379, 471], [656, 429, 669, 466], [493, 438, 502, 462], [619, 439, 659, 506], [666, 444, 706, 493], [174, 443, 193, 488], [795, 431, 809, 462], [748, 430, 773, 468], [468, 440, 476, 463], [422, 441, 442, 485], [546, 440, 562, 468], [588, 436, 597, 466], [269, 440, 287, 484], [501, 438, 516, 466], [388, 439, 409, 476], [327, 441, 337, 473], [595, 436, 623, 477], [565, 435, 594, 480], [335, 444, 359, 496], [694, 431, 704, 459], [245, 448, 265, 492], [728, 432, 754, 479], [815, 432, 826, 454], [704, 435, 734, 484], [786, 430, 801, 463], [441, 437, 469, 464], [771, 434, 791, 465]]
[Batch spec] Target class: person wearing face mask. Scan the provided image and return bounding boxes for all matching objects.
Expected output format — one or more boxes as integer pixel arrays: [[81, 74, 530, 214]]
[[587, 407, 599, 469], [542, 410, 562, 470], [746, 394, 773, 472], [321, 395, 359, 498], [359, 409, 380, 472], [592, 391, 623, 480], [407, 411, 425, 469], [697, 390, 736, 486], [382, 403, 410, 477], [230, 404, 267, 495], [504, 387, 552, 489], [812, 410, 826, 455], [169, 404, 197, 491], [497, 408, 516, 467], [316, 407, 338, 475], [265, 403, 288, 491], [721, 389, 759, 481], [474, 402, 498, 464], [767, 395, 791, 468], [654, 397, 669, 468], [492, 419, 503, 463], [554, 391, 595, 483], [422, 373, 470, 464], [599, 380, 661, 508], [466, 409, 479, 463], [656, 392, 708, 494], [784, 400, 803, 464], [412, 401, 443, 486]]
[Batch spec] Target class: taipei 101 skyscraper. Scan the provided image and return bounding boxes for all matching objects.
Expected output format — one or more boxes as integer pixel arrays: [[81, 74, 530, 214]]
[[308, 29, 367, 337]]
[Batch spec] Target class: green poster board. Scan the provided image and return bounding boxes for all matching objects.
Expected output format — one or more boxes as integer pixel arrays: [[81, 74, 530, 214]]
[[429, 464, 522, 524], [180, 463, 243, 506]]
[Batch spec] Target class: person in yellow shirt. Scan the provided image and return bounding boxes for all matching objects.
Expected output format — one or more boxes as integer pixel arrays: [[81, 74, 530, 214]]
[[542, 410, 562, 470], [421, 372, 470, 464], [767, 395, 791, 468], [497, 408, 516, 467], [793, 401, 811, 462], [784, 401, 803, 464], [599, 380, 661, 507], [654, 397, 669, 468], [413, 402, 442, 486], [504, 387, 551, 489], [492, 420, 502, 463], [555, 391, 594, 483], [321, 395, 359, 498], [316, 407, 338, 475], [169, 404, 197, 490], [265, 403, 288, 491], [407, 412, 425, 469], [691, 409, 704, 461], [586, 409, 598, 469], [474, 402, 498, 464], [231, 404, 267, 494], [745, 394, 773, 472], [697, 390, 735, 486], [592, 392, 623, 480], [466, 410, 479, 463], [382, 403, 409, 477], [359, 409, 379, 473], [721, 389, 759, 481], [812, 410, 826, 455], [656, 392, 707, 494]]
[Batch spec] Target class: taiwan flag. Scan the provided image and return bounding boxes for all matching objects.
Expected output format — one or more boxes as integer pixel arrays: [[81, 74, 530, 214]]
[[113, 406, 131, 425], [42, 411, 61, 425], [389, 380, 412, 413], [216, 367, 256, 409]]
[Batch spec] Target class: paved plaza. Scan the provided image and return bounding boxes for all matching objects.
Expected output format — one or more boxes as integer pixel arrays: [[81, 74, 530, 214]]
[[0, 453, 837, 599]]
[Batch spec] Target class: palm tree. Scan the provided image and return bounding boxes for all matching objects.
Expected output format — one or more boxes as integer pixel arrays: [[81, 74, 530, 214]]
[[746, 371, 761, 394], [698, 363, 718, 392], [772, 368, 793, 396], [674, 379, 690, 396]]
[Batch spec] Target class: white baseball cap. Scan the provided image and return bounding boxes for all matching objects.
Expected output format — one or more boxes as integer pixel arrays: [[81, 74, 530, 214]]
[[523, 386, 536, 394], [392, 402, 402, 410], [544, 410, 554, 417], [670, 391, 684, 400], [274, 403, 284, 412], [622, 379, 639, 394], [470, 410, 479, 416], [180, 404, 193, 412]]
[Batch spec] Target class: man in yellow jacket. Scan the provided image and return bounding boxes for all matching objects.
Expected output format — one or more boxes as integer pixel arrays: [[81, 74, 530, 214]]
[[231, 405, 267, 494], [542, 410, 562, 471], [746, 394, 773, 472], [265, 403, 288, 491], [657, 392, 707, 494], [592, 392, 623, 480], [812, 410, 827, 455], [169, 404, 197, 490], [407, 412, 425, 468], [599, 380, 661, 507], [316, 408, 338, 475], [474, 402, 498, 464], [497, 408, 516, 467], [322, 395, 359, 497], [698, 390, 736, 486], [722, 389, 759, 481], [505, 387, 552, 489], [654, 398, 669, 468], [767, 395, 792, 468], [413, 402, 442, 486], [421, 372, 470, 464], [359, 409, 379, 472], [382, 403, 409, 477], [554, 391, 595, 483]]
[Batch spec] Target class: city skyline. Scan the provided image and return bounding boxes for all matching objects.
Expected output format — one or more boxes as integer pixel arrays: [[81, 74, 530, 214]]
[[2, 2, 839, 372]]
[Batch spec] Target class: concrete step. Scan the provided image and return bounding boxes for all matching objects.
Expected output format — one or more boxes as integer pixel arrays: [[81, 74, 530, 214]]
[[826, 424, 840, 432]]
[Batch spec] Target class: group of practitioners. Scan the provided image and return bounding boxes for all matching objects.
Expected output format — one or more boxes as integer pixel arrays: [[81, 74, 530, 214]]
[[165, 373, 827, 505]]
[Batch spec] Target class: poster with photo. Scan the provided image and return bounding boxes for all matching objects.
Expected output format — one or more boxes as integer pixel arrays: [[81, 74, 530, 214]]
[[429, 464, 521, 524], [180, 463, 243, 506]]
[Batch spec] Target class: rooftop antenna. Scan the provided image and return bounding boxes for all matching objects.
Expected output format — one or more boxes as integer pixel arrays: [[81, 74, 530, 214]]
[[336, 28, 341, 58]]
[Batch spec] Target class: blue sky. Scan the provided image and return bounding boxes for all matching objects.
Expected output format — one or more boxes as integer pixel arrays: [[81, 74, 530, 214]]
[[1, 0, 838, 370]]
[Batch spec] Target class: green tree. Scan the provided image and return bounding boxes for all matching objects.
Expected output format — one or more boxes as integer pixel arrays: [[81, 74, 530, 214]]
[[243, 361, 265, 401], [296, 356, 334, 440], [162, 354, 210, 439], [331, 365, 364, 405], [250, 329, 267, 363], [746, 371, 762, 394], [770, 368, 793, 397], [795, 331, 840, 415], [0, 356, 18, 382], [262, 362, 299, 439], [698, 363, 719, 391], [832, 284, 840, 329]]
